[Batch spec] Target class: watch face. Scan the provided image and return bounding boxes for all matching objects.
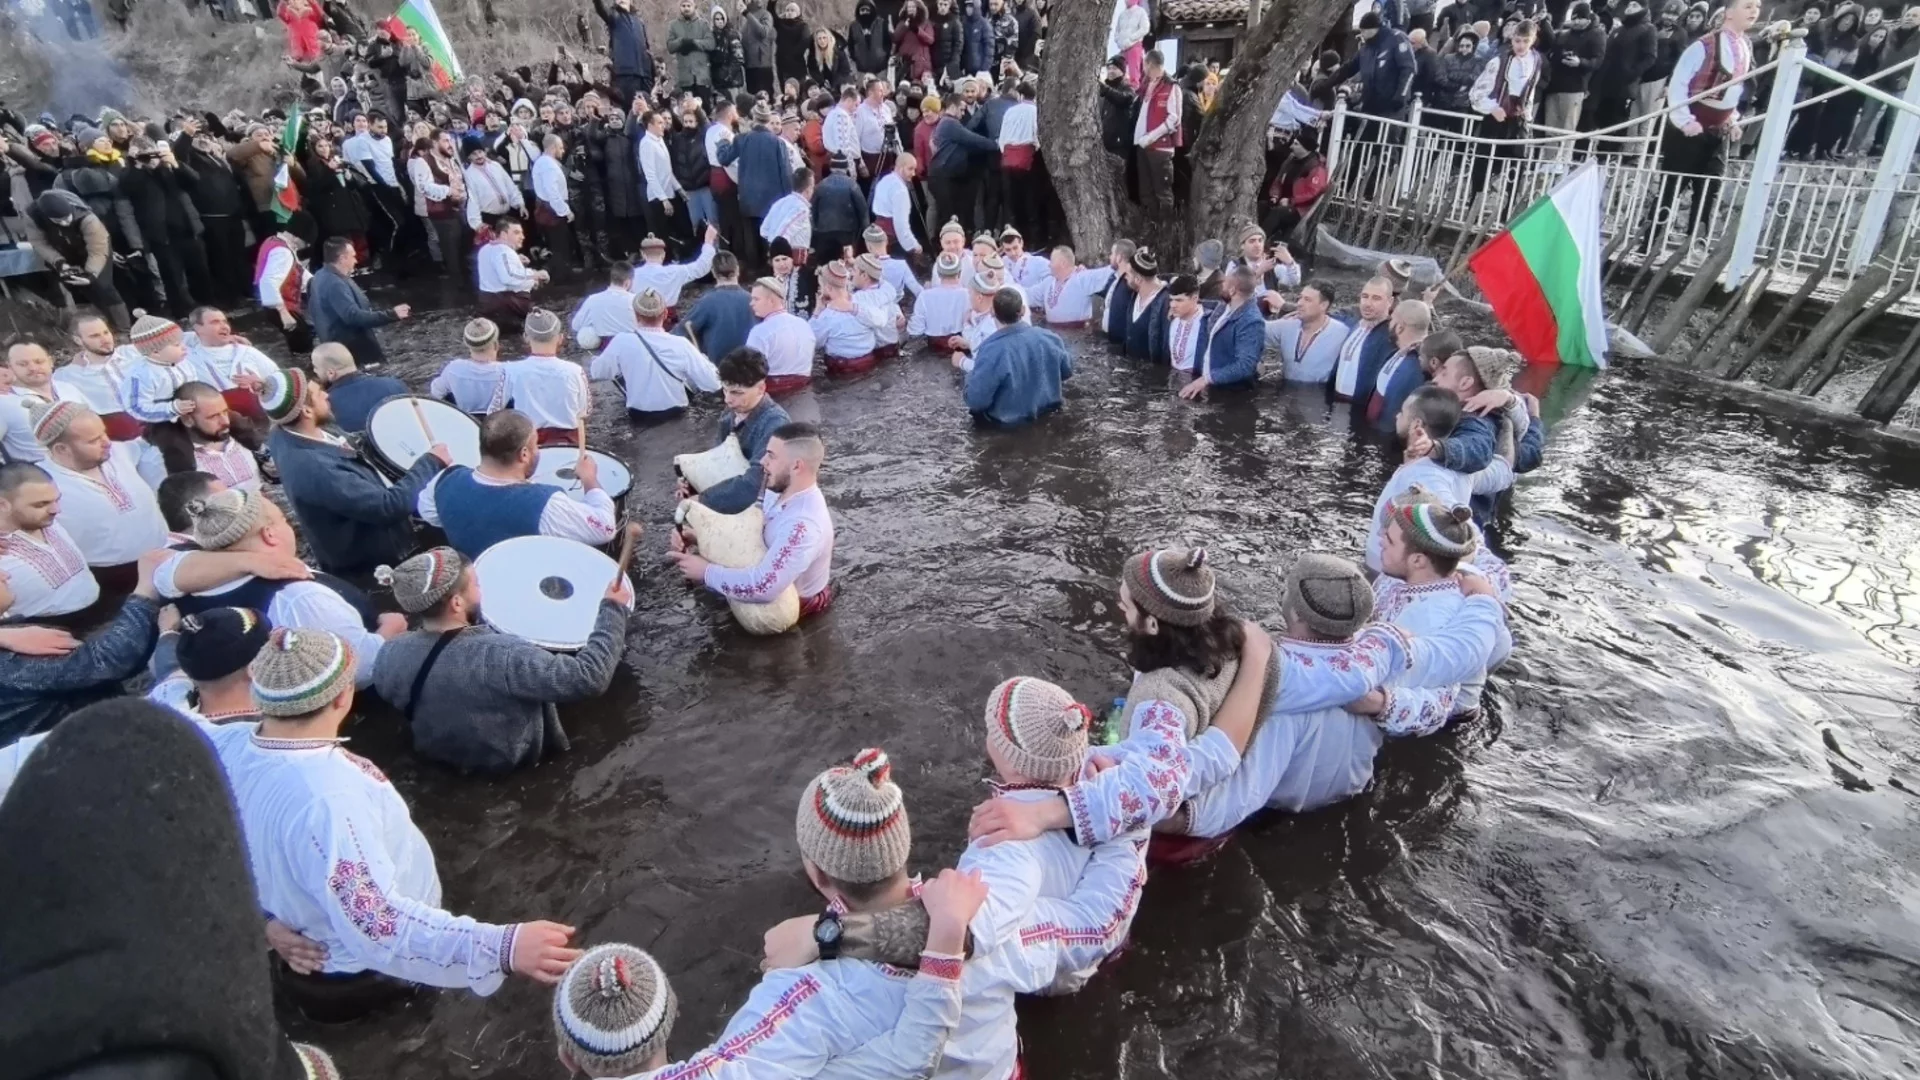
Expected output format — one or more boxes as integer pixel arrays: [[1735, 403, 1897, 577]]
[[815, 916, 843, 946]]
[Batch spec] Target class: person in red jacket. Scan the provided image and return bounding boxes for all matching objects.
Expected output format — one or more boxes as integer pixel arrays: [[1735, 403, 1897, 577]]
[[1260, 127, 1328, 244], [278, 0, 325, 63], [894, 0, 936, 82]]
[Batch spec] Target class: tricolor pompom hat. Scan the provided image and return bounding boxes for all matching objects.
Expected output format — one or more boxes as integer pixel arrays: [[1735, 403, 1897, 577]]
[[1389, 488, 1479, 560], [249, 628, 357, 717], [1123, 547, 1217, 628], [552, 943, 677, 1076], [260, 369, 309, 426], [984, 677, 1091, 788], [795, 748, 912, 884], [375, 547, 467, 614]]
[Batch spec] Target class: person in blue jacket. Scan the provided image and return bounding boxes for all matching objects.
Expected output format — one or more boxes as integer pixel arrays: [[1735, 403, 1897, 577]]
[[1100, 239, 1138, 345], [682, 251, 755, 362], [685, 348, 793, 514], [716, 104, 794, 271], [593, 0, 658, 107], [1334, 12, 1418, 121], [1356, 298, 1432, 430], [965, 287, 1072, 427], [1334, 274, 1399, 408], [962, 0, 994, 75], [310, 342, 407, 436], [308, 238, 410, 369], [1178, 267, 1266, 399], [1121, 249, 1170, 361]]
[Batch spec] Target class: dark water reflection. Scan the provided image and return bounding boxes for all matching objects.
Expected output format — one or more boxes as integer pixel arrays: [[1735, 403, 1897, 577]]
[[301, 276, 1920, 1080]]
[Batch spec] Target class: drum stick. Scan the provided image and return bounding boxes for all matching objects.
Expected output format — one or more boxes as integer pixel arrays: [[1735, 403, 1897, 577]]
[[614, 522, 638, 579], [409, 398, 437, 445], [575, 420, 588, 466]]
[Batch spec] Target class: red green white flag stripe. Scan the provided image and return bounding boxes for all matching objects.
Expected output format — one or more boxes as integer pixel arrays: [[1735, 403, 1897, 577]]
[[1468, 161, 1609, 369], [272, 112, 304, 223], [395, 0, 463, 91]]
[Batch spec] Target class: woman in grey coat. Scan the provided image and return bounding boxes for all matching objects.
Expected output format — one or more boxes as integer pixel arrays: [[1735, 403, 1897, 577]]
[[742, 0, 779, 96]]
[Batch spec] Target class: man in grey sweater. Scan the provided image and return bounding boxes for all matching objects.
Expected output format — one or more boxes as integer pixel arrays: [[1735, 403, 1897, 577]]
[[371, 543, 634, 774]]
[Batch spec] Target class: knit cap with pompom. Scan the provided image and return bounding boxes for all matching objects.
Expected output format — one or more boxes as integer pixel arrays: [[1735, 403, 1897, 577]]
[[1462, 345, 1521, 392], [1282, 552, 1374, 640], [249, 627, 357, 718], [187, 487, 272, 551], [1389, 487, 1479, 560], [939, 216, 966, 241], [795, 747, 912, 884], [259, 368, 310, 426], [129, 310, 183, 355], [551, 943, 678, 1077], [26, 399, 84, 447], [464, 317, 500, 349], [1122, 547, 1217, 628], [376, 547, 466, 614], [983, 677, 1092, 788]]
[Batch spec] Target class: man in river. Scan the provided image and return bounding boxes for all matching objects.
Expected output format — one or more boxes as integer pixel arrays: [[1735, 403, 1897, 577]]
[[1372, 489, 1514, 723], [964, 288, 1073, 428], [413, 410, 619, 557], [669, 421, 835, 618]]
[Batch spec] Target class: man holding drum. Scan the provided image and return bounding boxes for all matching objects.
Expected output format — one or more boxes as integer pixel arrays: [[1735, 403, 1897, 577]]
[[415, 411, 619, 559], [373, 544, 634, 774], [670, 420, 835, 619]]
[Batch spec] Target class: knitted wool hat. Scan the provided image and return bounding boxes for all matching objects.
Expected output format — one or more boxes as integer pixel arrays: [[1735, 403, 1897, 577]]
[[260, 369, 310, 426], [923, 93, 943, 113], [524, 308, 563, 338], [552, 943, 678, 1076], [1390, 489, 1479, 560], [971, 231, 996, 251], [939, 217, 966, 241], [176, 607, 272, 682], [795, 748, 912, 884], [1237, 222, 1266, 247], [374, 547, 467, 614], [1130, 248, 1158, 276], [967, 271, 998, 295], [1282, 552, 1374, 640], [751, 101, 773, 123], [464, 317, 500, 348], [249, 628, 357, 717], [753, 275, 787, 298], [641, 233, 667, 251], [852, 253, 884, 280], [862, 224, 887, 246], [633, 288, 669, 319], [1123, 547, 1217, 628], [26, 399, 84, 446], [1462, 345, 1521, 391], [130, 311, 183, 355], [817, 262, 852, 289], [975, 251, 1005, 273], [998, 224, 1022, 241], [934, 252, 963, 278], [76, 124, 106, 149], [983, 677, 1092, 788], [187, 488, 272, 551]]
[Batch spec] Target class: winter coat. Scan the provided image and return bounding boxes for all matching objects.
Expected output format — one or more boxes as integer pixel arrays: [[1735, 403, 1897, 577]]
[[1411, 45, 1444, 102], [594, 0, 658, 82], [55, 159, 143, 252], [742, 5, 778, 69], [1339, 25, 1417, 116], [988, 9, 1018, 65], [849, 5, 893, 73], [1097, 76, 1134, 156], [711, 24, 746, 91], [963, 3, 993, 74], [669, 126, 711, 191], [667, 14, 716, 89], [895, 16, 935, 80], [1432, 49, 1482, 110], [1545, 20, 1607, 95], [934, 10, 966, 79], [227, 139, 302, 215], [1645, 20, 1687, 81], [366, 38, 425, 121], [600, 122, 641, 218], [807, 37, 856, 88], [775, 14, 814, 83], [1590, 8, 1657, 99], [28, 190, 114, 275], [303, 155, 372, 238], [1013, 1, 1040, 67]]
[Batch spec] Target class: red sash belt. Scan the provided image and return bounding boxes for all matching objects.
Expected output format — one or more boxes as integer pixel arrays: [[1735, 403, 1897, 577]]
[[873, 343, 899, 361], [710, 167, 736, 196], [764, 374, 813, 396], [535, 427, 583, 448], [1001, 144, 1035, 171], [101, 412, 144, 442], [928, 334, 964, 352], [824, 353, 877, 375]]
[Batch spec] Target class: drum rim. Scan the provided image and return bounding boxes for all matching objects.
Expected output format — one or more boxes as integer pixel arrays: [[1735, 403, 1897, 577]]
[[534, 446, 633, 500], [366, 394, 482, 474], [472, 535, 630, 651]]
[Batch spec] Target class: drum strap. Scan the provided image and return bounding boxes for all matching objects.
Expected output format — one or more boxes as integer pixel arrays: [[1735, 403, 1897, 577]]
[[403, 628, 464, 725], [634, 333, 687, 389]]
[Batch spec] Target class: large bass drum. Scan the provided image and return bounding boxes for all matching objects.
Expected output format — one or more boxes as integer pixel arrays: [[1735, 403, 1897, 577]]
[[364, 396, 482, 479], [533, 447, 632, 503], [472, 535, 634, 651]]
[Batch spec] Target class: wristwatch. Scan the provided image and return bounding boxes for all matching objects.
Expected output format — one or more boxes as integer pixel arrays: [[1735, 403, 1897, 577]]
[[812, 911, 844, 961]]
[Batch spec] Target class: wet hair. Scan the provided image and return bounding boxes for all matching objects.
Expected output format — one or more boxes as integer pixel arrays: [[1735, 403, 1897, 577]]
[[0, 461, 53, 500], [1421, 329, 1464, 363], [1404, 384, 1461, 438], [156, 471, 218, 533], [1126, 609, 1247, 680], [1167, 274, 1199, 298], [480, 410, 536, 463], [992, 287, 1024, 324], [1301, 280, 1335, 306], [711, 251, 741, 280], [716, 347, 769, 386]]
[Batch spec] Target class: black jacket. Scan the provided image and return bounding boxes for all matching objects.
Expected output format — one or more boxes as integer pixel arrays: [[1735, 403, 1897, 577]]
[[302, 156, 372, 238], [1012, 0, 1040, 67], [774, 14, 813, 82], [1645, 21, 1687, 81], [934, 11, 966, 80], [600, 122, 640, 218], [669, 126, 711, 192], [57, 159, 144, 251], [1545, 21, 1607, 94], [171, 139, 248, 217], [806, 37, 856, 88], [1591, 8, 1657, 98], [812, 172, 870, 236], [711, 25, 746, 90], [848, 6, 893, 73], [1097, 76, 1134, 156]]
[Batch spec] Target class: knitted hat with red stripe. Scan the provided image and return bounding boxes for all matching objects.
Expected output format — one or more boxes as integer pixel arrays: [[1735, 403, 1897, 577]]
[[26, 399, 84, 446], [795, 747, 912, 884], [129, 311, 183, 355], [375, 546, 467, 614], [249, 628, 356, 717], [983, 677, 1091, 788], [939, 217, 966, 241], [260, 369, 309, 426], [853, 253, 884, 281], [1389, 489, 1478, 560], [552, 942, 677, 1077], [934, 252, 964, 279], [1123, 547, 1217, 628], [293, 1044, 342, 1080]]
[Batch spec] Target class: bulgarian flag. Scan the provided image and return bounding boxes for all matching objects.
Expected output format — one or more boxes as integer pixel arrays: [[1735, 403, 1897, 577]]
[[394, 0, 463, 91], [1468, 161, 1610, 369], [272, 111, 303, 224]]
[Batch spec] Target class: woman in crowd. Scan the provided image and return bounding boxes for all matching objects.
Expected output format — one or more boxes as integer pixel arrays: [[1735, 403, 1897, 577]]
[[710, 6, 747, 100], [302, 134, 372, 268], [774, 0, 814, 87], [896, 0, 936, 83], [806, 25, 855, 89]]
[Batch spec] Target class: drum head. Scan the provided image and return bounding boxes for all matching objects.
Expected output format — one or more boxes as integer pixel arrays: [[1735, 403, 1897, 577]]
[[366, 396, 482, 475], [534, 447, 632, 501], [473, 535, 632, 651]]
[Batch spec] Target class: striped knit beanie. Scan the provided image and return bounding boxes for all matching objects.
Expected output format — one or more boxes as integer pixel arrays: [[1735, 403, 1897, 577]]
[[970, 231, 996, 252], [1390, 489, 1478, 560], [816, 261, 852, 290], [939, 217, 965, 241], [524, 308, 563, 339], [795, 748, 912, 884], [1282, 552, 1374, 640], [186, 488, 272, 551], [1462, 345, 1521, 391], [260, 368, 309, 426], [464, 317, 500, 348], [633, 288, 668, 319], [853, 253, 884, 281], [967, 271, 998, 295], [249, 628, 357, 717], [1129, 247, 1158, 277], [26, 399, 84, 446], [129, 311, 183, 355], [294, 1044, 342, 1080], [1237, 222, 1266, 247], [552, 943, 677, 1077], [175, 607, 271, 682], [934, 252, 963, 279], [862, 224, 887, 247], [375, 547, 467, 614], [984, 677, 1091, 788], [1122, 547, 1217, 628]]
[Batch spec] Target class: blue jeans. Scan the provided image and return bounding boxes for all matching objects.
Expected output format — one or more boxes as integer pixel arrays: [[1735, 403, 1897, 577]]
[[686, 188, 719, 233]]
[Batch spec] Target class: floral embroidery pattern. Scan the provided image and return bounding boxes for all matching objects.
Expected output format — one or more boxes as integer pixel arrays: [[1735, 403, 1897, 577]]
[[1018, 863, 1148, 948], [656, 976, 822, 1079], [716, 521, 808, 602], [919, 954, 964, 981], [327, 859, 401, 940], [342, 750, 389, 785], [1, 529, 87, 586]]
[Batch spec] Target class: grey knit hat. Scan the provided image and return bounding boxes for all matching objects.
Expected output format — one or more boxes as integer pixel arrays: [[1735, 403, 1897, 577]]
[[552, 943, 677, 1076], [795, 748, 912, 884], [633, 288, 668, 319], [464, 317, 500, 348], [524, 308, 563, 339], [984, 677, 1091, 788], [852, 253, 884, 281], [250, 627, 357, 717], [1282, 553, 1374, 640], [862, 224, 887, 247], [1462, 345, 1521, 391], [374, 547, 467, 614], [934, 252, 963, 278], [76, 124, 106, 149], [1122, 547, 1216, 628], [187, 488, 273, 551]]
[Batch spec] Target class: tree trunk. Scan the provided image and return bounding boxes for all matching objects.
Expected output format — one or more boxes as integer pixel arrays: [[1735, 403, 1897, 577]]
[[1036, 0, 1352, 260]]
